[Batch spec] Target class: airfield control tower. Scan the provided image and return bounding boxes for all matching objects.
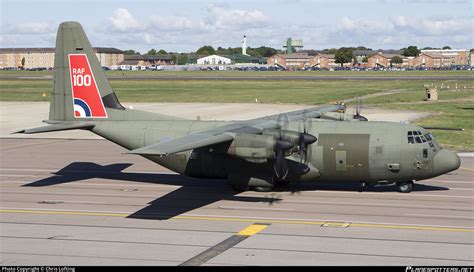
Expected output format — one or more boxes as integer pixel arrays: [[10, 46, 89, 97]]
[[283, 38, 303, 54]]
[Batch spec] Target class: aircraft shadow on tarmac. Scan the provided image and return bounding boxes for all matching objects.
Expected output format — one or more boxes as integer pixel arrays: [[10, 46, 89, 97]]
[[23, 162, 449, 220]]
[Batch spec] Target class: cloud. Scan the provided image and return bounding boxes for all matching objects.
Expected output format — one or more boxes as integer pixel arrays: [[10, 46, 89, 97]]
[[148, 15, 193, 31], [331, 15, 472, 48], [338, 15, 470, 36], [392, 16, 470, 35], [106, 8, 143, 32], [2, 22, 55, 34], [201, 4, 269, 30]]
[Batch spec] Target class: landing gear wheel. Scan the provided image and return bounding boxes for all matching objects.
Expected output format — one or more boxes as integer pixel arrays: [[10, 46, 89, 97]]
[[396, 181, 414, 193], [231, 184, 249, 192], [253, 186, 272, 192]]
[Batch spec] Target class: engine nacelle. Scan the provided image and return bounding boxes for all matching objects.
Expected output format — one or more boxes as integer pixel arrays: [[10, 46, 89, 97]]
[[227, 133, 276, 163], [320, 111, 367, 121], [262, 129, 301, 147]]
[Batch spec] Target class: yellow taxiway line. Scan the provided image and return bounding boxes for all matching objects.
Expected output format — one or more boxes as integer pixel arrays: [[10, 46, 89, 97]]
[[1, 208, 473, 233]]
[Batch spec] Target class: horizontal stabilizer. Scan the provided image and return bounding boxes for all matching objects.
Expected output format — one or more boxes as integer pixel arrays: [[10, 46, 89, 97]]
[[127, 133, 234, 156], [14, 122, 95, 134]]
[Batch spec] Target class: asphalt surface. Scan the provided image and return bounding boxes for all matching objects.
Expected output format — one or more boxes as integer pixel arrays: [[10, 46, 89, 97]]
[[2, 75, 474, 81], [0, 138, 473, 265]]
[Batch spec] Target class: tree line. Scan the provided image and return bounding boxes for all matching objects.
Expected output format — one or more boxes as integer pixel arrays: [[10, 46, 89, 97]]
[[123, 45, 454, 66]]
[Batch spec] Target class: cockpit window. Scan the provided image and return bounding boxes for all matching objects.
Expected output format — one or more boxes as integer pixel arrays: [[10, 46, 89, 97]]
[[408, 131, 434, 144]]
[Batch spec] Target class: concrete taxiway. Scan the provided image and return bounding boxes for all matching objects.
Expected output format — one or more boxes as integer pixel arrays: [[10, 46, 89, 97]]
[[0, 138, 473, 266]]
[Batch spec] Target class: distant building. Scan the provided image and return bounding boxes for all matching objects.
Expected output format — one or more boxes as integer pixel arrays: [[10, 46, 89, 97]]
[[93, 47, 125, 67], [267, 53, 311, 69], [354, 49, 403, 64], [267, 53, 347, 69], [470, 51, 474, 67], [309, 53, 336, 69], [197, 55, 231, 65], [367, 53, 410, 68], [226, 54, 266, 64], [0, 47, 124, 69], [420, 49, 469, 66], [413, 53, 446, 68], [120, 54, 173, 66]]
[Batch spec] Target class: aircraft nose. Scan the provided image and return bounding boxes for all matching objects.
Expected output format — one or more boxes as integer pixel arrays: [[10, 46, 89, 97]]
[[433, 149, 461, 175]]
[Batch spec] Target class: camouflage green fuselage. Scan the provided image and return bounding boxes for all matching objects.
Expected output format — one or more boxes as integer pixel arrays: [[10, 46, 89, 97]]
[[92, 120, 443, 184]]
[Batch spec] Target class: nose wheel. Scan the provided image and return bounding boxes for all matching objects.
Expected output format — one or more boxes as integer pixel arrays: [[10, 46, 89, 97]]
[[396, 181, 414, 193]]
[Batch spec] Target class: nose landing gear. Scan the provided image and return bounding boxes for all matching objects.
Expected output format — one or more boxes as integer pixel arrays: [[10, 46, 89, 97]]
[[396, 181, 414, 193]]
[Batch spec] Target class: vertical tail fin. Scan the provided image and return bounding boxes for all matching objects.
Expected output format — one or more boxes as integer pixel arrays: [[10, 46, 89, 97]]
[[49, 21, 124, 121]]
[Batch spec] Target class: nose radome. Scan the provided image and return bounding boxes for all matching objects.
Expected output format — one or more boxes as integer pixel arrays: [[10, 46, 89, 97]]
[[433, 149, 461, 175]]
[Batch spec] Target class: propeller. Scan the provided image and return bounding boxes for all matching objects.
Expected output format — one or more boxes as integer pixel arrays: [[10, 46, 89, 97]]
[[354, 100, 368, 121], [298, 111, 317, 171], [273, 113, 293, 180], [265, 193, 282, 206], [273, 138, 293, 180]]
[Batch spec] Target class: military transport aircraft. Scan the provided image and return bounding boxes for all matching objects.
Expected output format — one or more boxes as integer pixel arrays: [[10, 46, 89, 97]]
[[18, 22, 461, 193]]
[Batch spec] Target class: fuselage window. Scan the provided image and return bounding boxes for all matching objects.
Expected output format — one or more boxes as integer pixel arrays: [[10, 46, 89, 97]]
[[425, 134, 432, 141], [420, 135, 427, 143], [415, 136, 422, 143], [408, 131, 413, 136], [408, 136, 414, 144], [423, 148, 428, 158]]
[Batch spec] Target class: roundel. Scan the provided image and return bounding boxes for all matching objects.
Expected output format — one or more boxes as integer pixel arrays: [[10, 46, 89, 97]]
[[73, 98, 92, 117]]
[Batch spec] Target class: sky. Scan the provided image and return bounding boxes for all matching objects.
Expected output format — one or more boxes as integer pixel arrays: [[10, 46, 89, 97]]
[[1, 0, 472, 53]]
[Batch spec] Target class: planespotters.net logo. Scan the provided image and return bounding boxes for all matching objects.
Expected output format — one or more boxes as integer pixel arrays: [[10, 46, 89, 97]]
[[406, 267, 474, 272]]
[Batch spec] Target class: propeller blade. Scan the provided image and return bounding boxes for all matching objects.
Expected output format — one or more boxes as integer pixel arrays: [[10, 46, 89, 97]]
[[353, 100, 368, 121], [298, 133, 317, 171], [273, 139, 293, 180]]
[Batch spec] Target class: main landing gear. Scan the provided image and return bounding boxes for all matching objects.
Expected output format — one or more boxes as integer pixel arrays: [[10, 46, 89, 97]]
[[396, 181, 414, 193]]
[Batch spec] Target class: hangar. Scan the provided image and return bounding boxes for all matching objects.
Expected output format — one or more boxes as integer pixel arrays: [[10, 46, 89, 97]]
[[197, 55, 232, 65], [0, 47, 124, 69]]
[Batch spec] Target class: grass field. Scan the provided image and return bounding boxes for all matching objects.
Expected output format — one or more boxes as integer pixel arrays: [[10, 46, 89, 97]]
[[0, 76, 473, 149]]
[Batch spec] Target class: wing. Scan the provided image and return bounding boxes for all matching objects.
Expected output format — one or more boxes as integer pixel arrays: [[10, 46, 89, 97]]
[[127, 104, 344, 156]]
